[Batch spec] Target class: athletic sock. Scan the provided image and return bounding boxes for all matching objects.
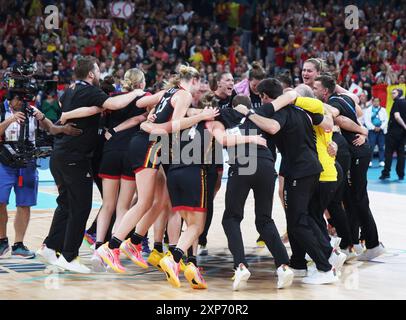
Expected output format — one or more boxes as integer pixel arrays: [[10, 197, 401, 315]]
[[12, 242, 23, 249], [95, 242, 103, 250], [187, 246, 193, 257], [172, 248, 184, 264], [154, 242, 163, 253], [130, 232, 144, 245], [108, 236, 122, 249], [168, 244, 176, 254], [187, 255, 197, 267]]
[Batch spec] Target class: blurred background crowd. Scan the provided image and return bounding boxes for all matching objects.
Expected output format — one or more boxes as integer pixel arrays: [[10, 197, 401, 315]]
[[0, 0, 405, 117]]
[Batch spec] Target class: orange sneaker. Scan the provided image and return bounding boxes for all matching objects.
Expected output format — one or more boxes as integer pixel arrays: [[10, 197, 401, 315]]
[[160, 252, 181, 288], [120, 239, 148, 269], [184, 263, 208, 289], [97, 243, 126, 274]]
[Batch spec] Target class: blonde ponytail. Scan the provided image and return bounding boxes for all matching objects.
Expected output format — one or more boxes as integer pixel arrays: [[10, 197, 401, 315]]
[[121, 68, 145, 91], [164, 64, 200, 90]]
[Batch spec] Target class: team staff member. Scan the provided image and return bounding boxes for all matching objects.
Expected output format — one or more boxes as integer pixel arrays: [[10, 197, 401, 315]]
[[313, 75, 385, 261], [214, 94, 294, 291], [37, 56, 146, 273], [59, 69, 162, 271], [292, 85, 351, 264], [0, 94, 81, 258], [241, 78, 338, 285], [380, 89, 406, 180]]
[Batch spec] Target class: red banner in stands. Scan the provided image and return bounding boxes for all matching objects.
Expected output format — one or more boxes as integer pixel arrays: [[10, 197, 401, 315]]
[[372, 84, 388, 107]]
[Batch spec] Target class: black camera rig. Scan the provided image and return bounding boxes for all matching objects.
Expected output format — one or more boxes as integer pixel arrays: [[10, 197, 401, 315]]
[[0, 63, 54, 168]]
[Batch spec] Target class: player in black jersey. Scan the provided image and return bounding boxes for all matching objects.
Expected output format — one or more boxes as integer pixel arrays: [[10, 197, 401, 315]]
[[96, 65, 217, 274], [137, 101, 219, 289], [194, 76, 235, 256], [212, 72, 234, 110], [313, 75, 385, 261]]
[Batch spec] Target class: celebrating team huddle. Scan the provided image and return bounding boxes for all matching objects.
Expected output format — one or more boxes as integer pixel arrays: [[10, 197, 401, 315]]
[[36, 56, 385, 291]]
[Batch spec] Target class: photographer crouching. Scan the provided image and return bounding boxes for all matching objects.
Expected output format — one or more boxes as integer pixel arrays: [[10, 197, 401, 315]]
[[0, 92, 82, 259]]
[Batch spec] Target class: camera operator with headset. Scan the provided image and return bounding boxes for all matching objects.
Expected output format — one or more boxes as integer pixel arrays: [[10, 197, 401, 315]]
[[0, 91, 82, 259]]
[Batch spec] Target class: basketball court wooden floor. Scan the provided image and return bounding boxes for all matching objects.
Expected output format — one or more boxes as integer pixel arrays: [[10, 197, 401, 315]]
[[1, 182, 406, 300]]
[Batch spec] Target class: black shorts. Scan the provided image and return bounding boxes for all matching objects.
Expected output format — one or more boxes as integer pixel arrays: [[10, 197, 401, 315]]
[[128, 131, 162, 173], [167, 165, 207, 213], [98, 149, 134, 181]]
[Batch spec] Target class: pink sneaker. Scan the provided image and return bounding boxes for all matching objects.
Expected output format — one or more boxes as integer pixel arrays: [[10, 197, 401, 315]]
[[97, 243, 126, 274], [120, 239, 148, 269]]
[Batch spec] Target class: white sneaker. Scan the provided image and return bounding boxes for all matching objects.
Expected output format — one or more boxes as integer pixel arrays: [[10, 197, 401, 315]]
[[307, 262, 318, 277], [379, 161, 385, 167], [198, 245, 208, 256], [302, 268, 339, 285], [54, 255, 91, 274], [330, 237, 342, 250], [36, 244, 58, 264], [369, 162, 372, 167], [353, 243, 366, 255], [291, 268, 307, 278], [232, 263, 251, 291], [91, 251, 107, 272], [328, 249, 347, 272], [358, 243, 385, 261], [341, 247, 359, 262], [276, 265, 294, 289]]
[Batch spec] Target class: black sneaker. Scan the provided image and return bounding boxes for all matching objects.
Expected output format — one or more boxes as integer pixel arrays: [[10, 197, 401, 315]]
[[11, 243, 36, 259], [379, 174, 390, 180], [399, 176, 404, 181]]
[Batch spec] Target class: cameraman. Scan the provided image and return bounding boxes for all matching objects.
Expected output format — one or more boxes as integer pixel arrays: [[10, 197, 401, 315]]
[[0, 94, 81, 258]]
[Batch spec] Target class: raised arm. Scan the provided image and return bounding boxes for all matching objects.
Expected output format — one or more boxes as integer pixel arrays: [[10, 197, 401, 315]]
[[140, 108, 219, 134], [205, 120, 267, 147], [60, 106, 102, 124], [136, 90, 166, 110], [113, 113, 148, 133], [102, 89, 145, 110], [335, 84, 360, 105], [271, 90, 299, 112], [233, 104, 281, 135], [294, 96, 324, 114], [31, 108, 82, 136], [335, 115, 368, 136]]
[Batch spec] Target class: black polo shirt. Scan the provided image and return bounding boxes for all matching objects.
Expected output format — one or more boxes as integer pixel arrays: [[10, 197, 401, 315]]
[[328, 94, 371, 158], [388, 98, 406, 136], [53, 81, 109, 160], [217, 108, 274, 166], [260, 105, 322, 180]]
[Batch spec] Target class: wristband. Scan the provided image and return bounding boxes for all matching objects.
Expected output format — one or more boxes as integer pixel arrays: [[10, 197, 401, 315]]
[[108, 128, 117, 136], [246, 109, 256, 118]]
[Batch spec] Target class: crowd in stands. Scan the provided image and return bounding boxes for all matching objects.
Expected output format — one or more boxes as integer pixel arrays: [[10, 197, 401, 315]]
[[0, 0, 405, 116]]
